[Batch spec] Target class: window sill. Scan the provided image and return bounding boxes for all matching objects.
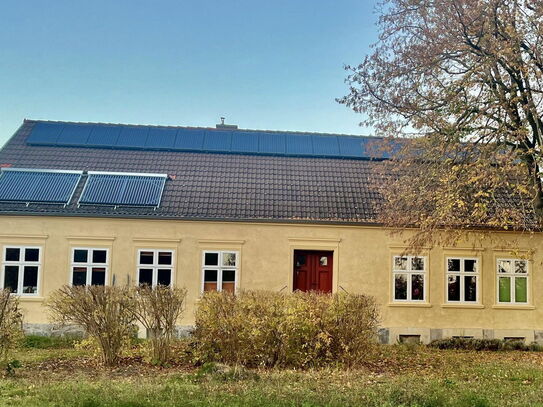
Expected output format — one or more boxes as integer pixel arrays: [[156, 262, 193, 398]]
[[492, 304, 535, 310], [441, 303, 485, 309], [388, 302, 432, 308]]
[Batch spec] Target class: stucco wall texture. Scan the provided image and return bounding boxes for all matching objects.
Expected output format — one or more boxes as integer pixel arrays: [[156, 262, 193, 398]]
[[1, 215, 541, 343]]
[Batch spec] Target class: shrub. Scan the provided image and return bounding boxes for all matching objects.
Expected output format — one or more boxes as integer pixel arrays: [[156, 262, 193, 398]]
[[0, 289, 23, 362], [128, 286, 187, 364], [428, 337, 543, 352], [193, 290, 379, 368], [23, 334, 78, 349], [47, 285, 136, 366]]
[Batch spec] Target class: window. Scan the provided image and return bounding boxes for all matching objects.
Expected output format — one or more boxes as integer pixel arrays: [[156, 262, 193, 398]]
[[71, 248, 108, 286], [392, 256, 426, 301], [202, 251, 238, 293], [497, 259, 528, 304], [2, 246, 41, 295], [137, 249, 174, 287], [446, 257, 479, 303]]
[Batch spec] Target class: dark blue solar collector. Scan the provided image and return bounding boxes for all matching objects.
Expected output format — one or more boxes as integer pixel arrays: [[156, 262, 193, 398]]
[[79, 172, 167, 207], [0, 169, 82, 204]]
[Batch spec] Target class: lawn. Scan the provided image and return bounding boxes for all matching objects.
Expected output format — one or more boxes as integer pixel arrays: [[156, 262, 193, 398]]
[[2, 343, 543, 406]]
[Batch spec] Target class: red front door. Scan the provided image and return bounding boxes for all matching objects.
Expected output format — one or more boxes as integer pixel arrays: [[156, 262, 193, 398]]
[[293, 250, 333, 293]]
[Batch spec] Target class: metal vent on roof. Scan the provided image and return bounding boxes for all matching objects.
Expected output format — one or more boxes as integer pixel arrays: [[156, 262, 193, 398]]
[[79, 172, 167, 207], [0, 168, 82, 204]]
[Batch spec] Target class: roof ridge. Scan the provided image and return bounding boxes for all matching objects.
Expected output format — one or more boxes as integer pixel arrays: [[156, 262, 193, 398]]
[[23, 118, 378, 140]]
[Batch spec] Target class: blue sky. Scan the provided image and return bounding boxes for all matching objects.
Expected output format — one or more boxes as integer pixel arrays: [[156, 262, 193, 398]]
[[0, 0, 379, 146]]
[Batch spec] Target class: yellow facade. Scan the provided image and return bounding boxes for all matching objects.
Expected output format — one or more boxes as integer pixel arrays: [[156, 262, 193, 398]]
[[1, 215, 541, 343]]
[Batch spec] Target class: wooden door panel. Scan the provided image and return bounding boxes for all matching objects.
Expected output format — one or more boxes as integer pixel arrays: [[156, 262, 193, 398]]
[[293, 250, 333, 293]]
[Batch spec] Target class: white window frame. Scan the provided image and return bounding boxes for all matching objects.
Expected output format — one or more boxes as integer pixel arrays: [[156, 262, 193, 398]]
[[201, 250, 239, 293], [136, 249, 175, 288], [70, 247, 109, 286], [496, 258, 529, 304], [1, 245, 42, 296], [392, 255, 427, 302], [445, 257, 480, 303]]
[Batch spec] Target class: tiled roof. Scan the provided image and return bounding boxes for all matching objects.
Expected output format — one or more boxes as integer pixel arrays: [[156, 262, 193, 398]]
[[0, 120, 383, 224]]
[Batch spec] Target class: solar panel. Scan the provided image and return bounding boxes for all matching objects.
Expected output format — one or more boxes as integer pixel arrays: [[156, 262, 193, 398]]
[[146, 127, 177, 149], [286, 134, 313, 155], [312, 135, 340, 156], [87, 125, 122, 147], [259, 132, 286, 154], [79, 172, 167, 207], [56, 125, 92, 145], [26, 122, 65, 145], [338, 136, 365, 158], [203, 130, 232, 151], [0, 169, 82, 204], [231, 131, 259, 153], [116, 126, 149, 149], [174, 128, 205, 150]]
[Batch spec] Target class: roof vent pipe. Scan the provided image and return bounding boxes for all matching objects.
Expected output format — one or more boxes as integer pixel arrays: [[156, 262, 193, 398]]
[[216, 117, 238, 130]]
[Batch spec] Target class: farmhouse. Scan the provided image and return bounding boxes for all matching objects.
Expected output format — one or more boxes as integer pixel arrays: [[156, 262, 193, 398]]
[[0, 119, 541, 344]]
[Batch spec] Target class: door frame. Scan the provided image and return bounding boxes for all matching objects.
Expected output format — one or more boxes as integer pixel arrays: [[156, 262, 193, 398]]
[[288, 237, 340, 294]]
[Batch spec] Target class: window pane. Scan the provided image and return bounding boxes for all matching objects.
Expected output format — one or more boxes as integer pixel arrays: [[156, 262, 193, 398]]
[[411, 257, 424, 271], [394, 274, 407, 300], [157, 269, 171, 286], [5, 248, 20, 262], [204, 269, 218, 282], [464, 276, 477, 302], [448, 259, 460, 272], [447, 275, 460, 301], [73, 249, 88, 263], [319, 256, 328, 266], [498, 260, 511, 274], [222, 252, 236, 267], [515, 261, 527, 274], [223, 269, 236, 282], [515, 277, 527, 303], [158, 252, 172, 265], [204, 252, 219, 266], [138, 268, 153, 286], [92, 250, 107, 264], [72, 267, 87, 286], [464, 259, 477, 273], [499, 277, 511, 302], [411, 274, 424, 300], [22, 266, 38, 294], [222, 282, 235, 293], [4, 266, 18, 293], [91, 267, 106, 286], [139, 251, 154, 265], [295, 254, 306, 267], [394, 257, 407, 271], [25, 248, 40, 262]]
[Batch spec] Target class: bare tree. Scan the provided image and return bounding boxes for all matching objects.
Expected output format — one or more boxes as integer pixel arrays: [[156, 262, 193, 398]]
[[340, 0, 543, 248]]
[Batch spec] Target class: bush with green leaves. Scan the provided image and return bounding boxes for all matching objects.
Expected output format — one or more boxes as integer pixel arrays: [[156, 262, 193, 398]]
[[0, 289, 23, 362], [128, 285, 187, 365], [47, 285, 136, 366], [429, 337, 543, 352], [193, 290, 379, 368]]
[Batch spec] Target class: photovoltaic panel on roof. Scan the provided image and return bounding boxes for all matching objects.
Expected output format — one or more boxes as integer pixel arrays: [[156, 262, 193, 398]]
[[338, 136, 365, 158], [0, 169, 81, 204], [79, 173, 167, 207], [259, 132, 286, 154], [312, 135, 340, 156], [203, 131, 232, 151], [116, 126, 149, 148], [286, 134, 313, 155], [56, 125, 92, 145], [26, 122, 65, 145], [146, 127, 177, 149], [231, 131, 259, 153], [87, 125, 122, 147], [174, 128, 205, 150]]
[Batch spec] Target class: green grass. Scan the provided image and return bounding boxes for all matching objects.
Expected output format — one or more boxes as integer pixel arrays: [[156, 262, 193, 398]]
[[2, 345, 543, 406]]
